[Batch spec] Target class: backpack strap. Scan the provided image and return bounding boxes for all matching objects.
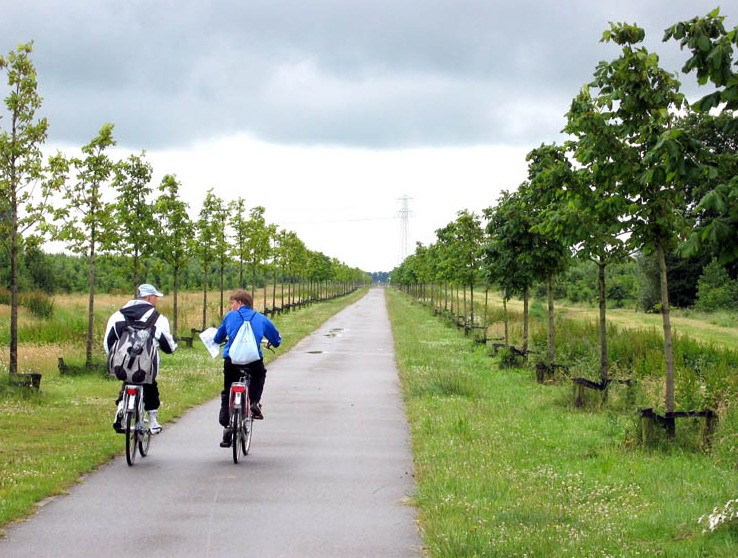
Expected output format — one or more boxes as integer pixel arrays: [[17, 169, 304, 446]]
[[143, 309, 160, 330], [237, 307, 255, 324]]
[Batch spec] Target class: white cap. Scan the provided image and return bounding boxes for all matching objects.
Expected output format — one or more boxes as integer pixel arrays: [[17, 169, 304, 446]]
[[137, 284, 164, 298]]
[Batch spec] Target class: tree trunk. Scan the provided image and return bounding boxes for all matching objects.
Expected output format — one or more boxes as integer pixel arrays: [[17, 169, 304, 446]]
[[522, 287, 529, 353], [483, 286, 489, 341], [9, 195, 19, 375], [201, 275, 208, 330], [272, 268, 277, 311], [598, 258, 609, 385], [263, 272, 268, 311], [173, 266, 180, 337], [251, 262, 256, 298], [658, 245, 675, 415], [470, 283, 475, 327], [463, 285, 467, 326], [547, 277, 555, 366], [132, 248, 140, 292], [86, 246, 96, 367], [219, 260, 225, 319], [503, 296, 509, 345]]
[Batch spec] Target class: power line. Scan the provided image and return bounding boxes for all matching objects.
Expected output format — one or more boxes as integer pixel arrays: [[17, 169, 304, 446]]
[[280, 216, 396, 225]]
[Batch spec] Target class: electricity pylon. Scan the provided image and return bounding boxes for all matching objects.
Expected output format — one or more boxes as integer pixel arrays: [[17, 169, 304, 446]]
[[397, 195, 412, 263]]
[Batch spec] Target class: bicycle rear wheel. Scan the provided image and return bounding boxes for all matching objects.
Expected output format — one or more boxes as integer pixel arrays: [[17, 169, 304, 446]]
[[139, 413, 151, 457], [125, 410, 137, 466], [242, 413, 253, 456], [232, 408, 243, 464]]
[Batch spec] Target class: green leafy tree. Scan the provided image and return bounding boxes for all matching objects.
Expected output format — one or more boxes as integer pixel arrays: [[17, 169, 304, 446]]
[[273, 229, 291, 305], [111, 151, 155, 292], [153, 174, 193, 337], [451, 210, 484, 326], [263, 222, 277, 310], [482, 190, 536, 350], [593, 23, 695, 414], [523, 144, 573, 366], [665, 11, 738, 268], [52, 123, 117, 366], [0, 42, 59, 374], [207, 193, 228, 318], [283, 230, 308, 306], [673, 112, 738, 281], [194, 189, 219, 329], [696, 259, 738, 311], [432, 222, 458, 313], [243, 206, 271, 295], [306, 250, 332, 301], [230, 197, 249, 288], [562, 84, 636, 383]]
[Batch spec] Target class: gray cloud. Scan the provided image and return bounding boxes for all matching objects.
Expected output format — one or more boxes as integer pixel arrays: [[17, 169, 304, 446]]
[[2, 0, 730, 150]]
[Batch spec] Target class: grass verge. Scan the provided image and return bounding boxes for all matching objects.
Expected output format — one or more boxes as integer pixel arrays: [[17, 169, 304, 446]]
[[386, 289, 738, 557], [0, 289, 366, 532]]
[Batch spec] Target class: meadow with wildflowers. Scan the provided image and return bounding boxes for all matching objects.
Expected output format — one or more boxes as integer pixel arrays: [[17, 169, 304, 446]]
[[387, 289, 737, 557]]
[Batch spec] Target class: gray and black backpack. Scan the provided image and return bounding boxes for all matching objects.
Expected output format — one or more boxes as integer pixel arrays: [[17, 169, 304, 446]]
[[107, 309, 160, 384]]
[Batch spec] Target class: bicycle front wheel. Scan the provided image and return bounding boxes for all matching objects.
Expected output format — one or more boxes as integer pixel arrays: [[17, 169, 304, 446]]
[[232, 408, 243, 464], [125, 411, 137, 466]]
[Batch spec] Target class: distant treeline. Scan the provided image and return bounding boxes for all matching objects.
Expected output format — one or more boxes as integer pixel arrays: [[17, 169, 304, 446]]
[[0, 247, 366, 296]]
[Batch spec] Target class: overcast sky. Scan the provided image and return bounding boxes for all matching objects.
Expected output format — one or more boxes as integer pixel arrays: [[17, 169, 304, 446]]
[[2, 1, 732, 272]]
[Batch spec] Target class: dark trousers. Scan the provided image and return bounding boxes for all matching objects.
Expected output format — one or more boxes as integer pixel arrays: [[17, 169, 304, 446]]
[[116, 379, 160, 412], [219, 357, 267, 427]]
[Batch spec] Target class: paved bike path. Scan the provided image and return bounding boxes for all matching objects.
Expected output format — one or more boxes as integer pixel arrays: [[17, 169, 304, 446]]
[[0, 288, 423, 557]]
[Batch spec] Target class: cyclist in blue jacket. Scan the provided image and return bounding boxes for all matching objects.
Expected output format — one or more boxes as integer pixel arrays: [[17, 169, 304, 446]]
[[214, 290, 282, 447]]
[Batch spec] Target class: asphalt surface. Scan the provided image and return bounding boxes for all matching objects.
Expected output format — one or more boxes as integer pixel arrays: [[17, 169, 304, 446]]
[[0, 288, 423, 557]]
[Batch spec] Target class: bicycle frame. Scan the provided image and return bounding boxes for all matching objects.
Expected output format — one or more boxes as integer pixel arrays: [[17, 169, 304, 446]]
[[123, 384, 142, 415], [229, 380, 249, 414]]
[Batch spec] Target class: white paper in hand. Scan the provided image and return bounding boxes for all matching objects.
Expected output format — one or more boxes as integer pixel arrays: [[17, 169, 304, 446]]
[[198, 327, 220, 358]]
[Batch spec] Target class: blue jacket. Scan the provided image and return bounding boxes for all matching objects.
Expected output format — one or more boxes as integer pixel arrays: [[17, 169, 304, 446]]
[[214, 307, 282, 360]]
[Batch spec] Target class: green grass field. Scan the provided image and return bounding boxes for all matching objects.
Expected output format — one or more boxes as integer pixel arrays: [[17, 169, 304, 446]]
[[386, 289, 738, 557], [2, 287, 737, 555]]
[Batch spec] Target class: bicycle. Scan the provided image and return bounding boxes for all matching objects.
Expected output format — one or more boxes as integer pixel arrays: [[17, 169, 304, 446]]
[[227, 371, 253, 464], [120, 384, 152, 466], [225, 340, 275, 463]]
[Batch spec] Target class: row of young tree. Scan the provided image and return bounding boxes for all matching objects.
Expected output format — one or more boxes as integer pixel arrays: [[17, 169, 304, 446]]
[[0, 42, 369, 375], [391, 9, 738, 416]]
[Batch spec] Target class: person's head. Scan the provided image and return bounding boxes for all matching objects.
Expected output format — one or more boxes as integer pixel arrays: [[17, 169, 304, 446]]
[[136, 283, 164, 305], [229, 290, 253, 310]]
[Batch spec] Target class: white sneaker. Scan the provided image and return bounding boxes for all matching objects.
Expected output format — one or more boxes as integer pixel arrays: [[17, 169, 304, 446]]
[[148, 410, 162, 434]]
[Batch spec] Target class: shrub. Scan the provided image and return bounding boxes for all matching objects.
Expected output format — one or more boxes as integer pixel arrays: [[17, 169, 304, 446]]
[[696, 259, 738, 311], [20, 291, 55, 319], [0, 289, 55, 318]]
